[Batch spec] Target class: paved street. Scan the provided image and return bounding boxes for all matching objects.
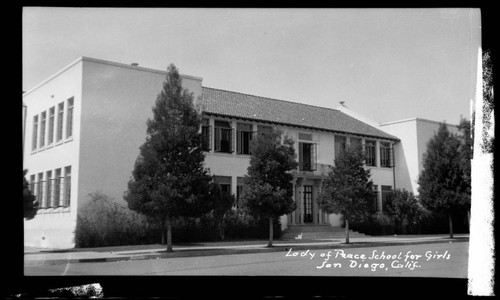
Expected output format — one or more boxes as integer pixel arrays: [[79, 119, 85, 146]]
[[25, 240, 468, 277]]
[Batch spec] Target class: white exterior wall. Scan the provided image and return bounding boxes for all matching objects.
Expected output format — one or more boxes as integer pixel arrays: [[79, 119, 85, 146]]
[[380, 118, 458, 194], [78, 58, 202, 210], [203, 119, 396, 229], [23, 57, 202, 248], [23, 59, 83, 248]]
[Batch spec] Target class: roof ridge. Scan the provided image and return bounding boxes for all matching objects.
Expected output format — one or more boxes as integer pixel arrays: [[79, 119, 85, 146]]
[[202, 86, 340, 113]]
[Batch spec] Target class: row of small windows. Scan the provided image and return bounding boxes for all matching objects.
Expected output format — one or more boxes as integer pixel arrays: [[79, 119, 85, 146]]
[[32, 97, 74, 151], [202, 118, 394, 170], [29, 166, 72, 209]]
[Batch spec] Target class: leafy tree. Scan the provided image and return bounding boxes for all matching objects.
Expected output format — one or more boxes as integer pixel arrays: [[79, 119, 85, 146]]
[[418, 123, 470, 238], [383, 189, 425, 234], [318, 146, 374, 244], [208, 182, 235, 240], [240, 129, 297, 247], [23, 169, 37, 220], [457, 117, 473, 228], [124, 64, 213, 252]]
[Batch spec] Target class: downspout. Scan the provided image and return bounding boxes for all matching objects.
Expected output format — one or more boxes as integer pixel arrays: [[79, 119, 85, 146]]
[[392, 143, 396, 190]]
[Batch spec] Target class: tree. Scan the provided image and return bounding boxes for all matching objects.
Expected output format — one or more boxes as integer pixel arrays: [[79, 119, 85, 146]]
[[383, 189, 425, 234], [23, 169, 37, 220], [418, 123, 470, 238], [457, 117, 473, 228], [240, 129, 297, 247], [124, 64, 213, 252], [208, 182, 235, 240], [318, 146, 374, 244]]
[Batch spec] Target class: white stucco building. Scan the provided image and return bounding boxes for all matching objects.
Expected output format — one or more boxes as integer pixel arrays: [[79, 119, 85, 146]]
[[23, 57, 457, 248]]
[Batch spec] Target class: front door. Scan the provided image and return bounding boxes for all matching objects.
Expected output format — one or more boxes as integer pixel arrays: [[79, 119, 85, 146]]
[[303, 185, 313, 223]]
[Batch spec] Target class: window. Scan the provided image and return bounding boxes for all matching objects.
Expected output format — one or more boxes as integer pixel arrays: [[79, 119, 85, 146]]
[[334, 135, 347, 161], [56, 102, 64, 142], [350, 137, 362, 152], [380, 142, 393, 167], [63, 166, 71, 207], [40, 112, 46, 148], [46, 171, 53, 208], [257, 125, 273, 136], [214, 120, 233, 153], [29, 175, 35, 194], [32, 115, 38, 151], [201, 118, 211, 151], [381, 185, 393, 212], [299, 142, 317, 171], [48, 107, 55, 145], [213, 176, 232, 199], [365, 140, 376, 166], [66, 97, 74, 138], [54, 168, 62, 206], [37, 173, 44, 209], [237, 123, 253, 155]]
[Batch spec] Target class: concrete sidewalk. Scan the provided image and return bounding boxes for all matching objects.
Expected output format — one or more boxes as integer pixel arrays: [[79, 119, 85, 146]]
[[24, 234, 469, 267]]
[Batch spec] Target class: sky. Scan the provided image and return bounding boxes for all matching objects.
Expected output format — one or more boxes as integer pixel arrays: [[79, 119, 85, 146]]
[[22, 8, 481, 125]]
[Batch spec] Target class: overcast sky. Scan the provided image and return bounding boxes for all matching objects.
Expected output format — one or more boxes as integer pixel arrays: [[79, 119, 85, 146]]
[[23, 8, 481, 125]]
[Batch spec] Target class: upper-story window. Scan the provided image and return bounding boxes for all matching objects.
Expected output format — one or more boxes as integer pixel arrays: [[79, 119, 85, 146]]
[[237, 123, 253, 155], [257, 125, 273, 136], [299, 142, 317, 171], [48, 107, 55, 145], [365, 140, 376, 167], [66, 97, 74, 139], [350, 137, 362, 152], [32, 115, 38, 151], [201, 118, 211, 151], [39, 112, 46, 148], [380, 142, 393, 168], [214, 120, 233, 153], [56, 102, 64, 142], [334, 135, 347, 161]]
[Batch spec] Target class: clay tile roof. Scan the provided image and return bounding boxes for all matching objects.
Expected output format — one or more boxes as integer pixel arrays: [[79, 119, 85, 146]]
[[200, 87, 399, 141]]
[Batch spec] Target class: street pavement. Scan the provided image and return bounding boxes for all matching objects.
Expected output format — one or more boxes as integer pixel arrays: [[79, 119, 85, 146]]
[[24, 234, 469, 267]]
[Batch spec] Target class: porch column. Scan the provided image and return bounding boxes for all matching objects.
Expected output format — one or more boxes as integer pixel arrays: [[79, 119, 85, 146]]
[[289, 179, 297, 225], [295, 178, 303, 224], [313, 180, 320, 224]]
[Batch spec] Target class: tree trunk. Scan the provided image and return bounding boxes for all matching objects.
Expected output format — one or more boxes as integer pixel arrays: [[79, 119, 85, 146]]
[[448, 213, 454, 239], [267, 217, 273, 248], [345, 216, 350, 244], [467, 210, 471, 232], [166, 215, 173, 252], [160, 219, 165, 245]]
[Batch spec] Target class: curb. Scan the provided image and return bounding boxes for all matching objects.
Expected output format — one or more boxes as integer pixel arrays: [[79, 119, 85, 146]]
[[24, 237, 468, 267]]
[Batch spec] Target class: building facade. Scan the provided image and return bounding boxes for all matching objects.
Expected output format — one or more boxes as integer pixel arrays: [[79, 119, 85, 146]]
[[23, 57, 452, 248]]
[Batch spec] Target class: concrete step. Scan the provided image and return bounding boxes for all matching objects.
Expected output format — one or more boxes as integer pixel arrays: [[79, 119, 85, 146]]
[[281, 225, 367, 240]]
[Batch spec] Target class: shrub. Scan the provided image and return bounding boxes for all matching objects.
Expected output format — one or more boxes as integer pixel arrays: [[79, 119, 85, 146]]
[[74, 192, 149, 247], [350, 213, 395, 236]]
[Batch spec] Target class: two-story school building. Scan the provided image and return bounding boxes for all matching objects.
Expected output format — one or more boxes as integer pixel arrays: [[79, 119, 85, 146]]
[[22, 57, 455, 248]]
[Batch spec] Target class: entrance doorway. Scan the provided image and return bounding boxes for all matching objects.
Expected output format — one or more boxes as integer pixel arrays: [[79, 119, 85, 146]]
[[303, 185, 313, 223]]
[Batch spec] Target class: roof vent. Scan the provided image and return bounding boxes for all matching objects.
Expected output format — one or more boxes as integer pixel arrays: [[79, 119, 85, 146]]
[[131, 63, 139, 67], [339, 101, 345, 106]]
